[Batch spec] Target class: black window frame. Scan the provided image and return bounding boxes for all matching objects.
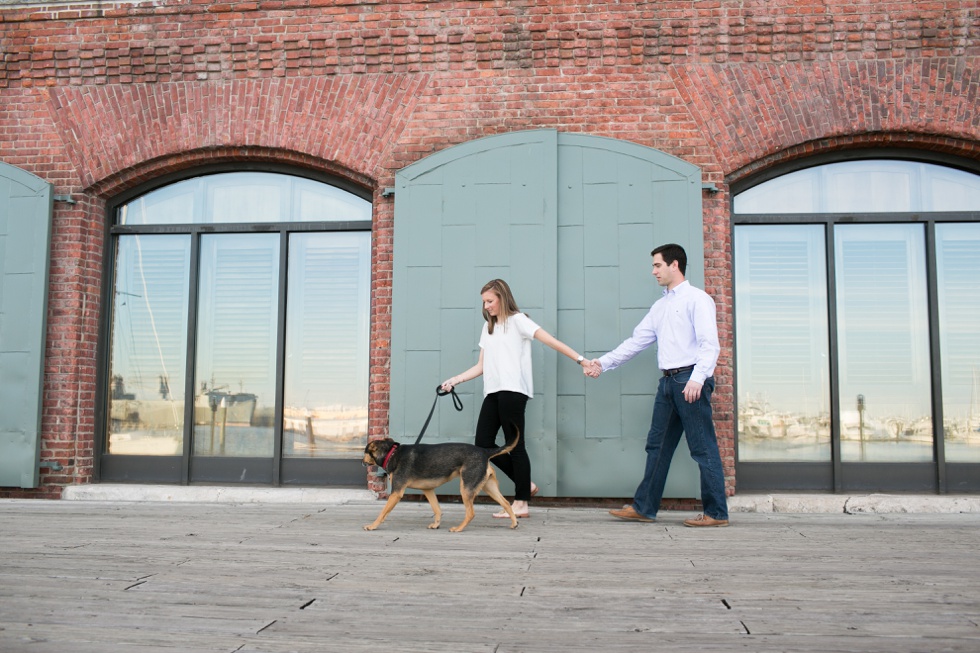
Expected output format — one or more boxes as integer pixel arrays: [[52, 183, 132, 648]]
[[95, 164, 373, 487], [731, 151, 980, 494]]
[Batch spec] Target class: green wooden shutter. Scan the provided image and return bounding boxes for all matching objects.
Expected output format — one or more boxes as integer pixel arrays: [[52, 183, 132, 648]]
[[392, 130, 560, 494], [556, 133, 702, 497], [0, 163, 53, 488], [392, 131, 703, 498]]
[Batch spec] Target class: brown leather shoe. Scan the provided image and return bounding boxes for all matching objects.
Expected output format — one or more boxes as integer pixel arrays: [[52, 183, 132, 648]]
[[609, 505, 655, 523], [683, 514, 729, 528]]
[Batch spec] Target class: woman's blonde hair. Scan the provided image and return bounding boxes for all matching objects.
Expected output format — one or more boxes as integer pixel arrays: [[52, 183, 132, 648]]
[[481, 278, 521, 334]]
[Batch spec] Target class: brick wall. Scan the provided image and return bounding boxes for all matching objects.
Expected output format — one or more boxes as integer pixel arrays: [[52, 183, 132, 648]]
[[0, 0, 977, 497]]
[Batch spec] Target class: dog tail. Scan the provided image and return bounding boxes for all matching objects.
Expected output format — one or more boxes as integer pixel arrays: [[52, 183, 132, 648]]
[[488, 427, 521, 460]]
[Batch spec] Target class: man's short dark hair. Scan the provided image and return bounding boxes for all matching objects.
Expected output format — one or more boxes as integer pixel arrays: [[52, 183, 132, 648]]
[[652, 243, 687, 275]]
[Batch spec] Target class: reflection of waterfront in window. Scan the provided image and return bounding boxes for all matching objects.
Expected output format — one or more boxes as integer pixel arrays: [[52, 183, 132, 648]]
[[737, 400, 832, 461], [106, 172, 373, 466], [282, 232, 371, 458], [282, 406, 369, 457], [107, 235, 190, 456], [835, 224, 933, 462], [937, 223, 980, 462], [735, 225, 830, 462], [192, 234, 279, 458], [735, 159, 980, 480]]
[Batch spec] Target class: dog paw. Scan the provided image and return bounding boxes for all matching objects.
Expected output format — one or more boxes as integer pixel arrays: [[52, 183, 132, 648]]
[[427, 523, 440, 529], [363, 524, 378, 531]]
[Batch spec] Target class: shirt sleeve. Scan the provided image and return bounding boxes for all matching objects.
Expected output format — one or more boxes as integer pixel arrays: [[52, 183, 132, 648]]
[[690, 293, 720, 385], [597, 305, 658, 372], [513, 313, 541, 340]]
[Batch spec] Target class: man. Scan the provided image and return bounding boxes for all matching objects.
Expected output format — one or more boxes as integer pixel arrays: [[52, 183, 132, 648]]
[[586, 243, 729, 527]]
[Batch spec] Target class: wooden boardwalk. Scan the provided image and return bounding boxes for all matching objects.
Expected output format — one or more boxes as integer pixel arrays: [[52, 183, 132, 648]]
[[1, 499, 978, 652]]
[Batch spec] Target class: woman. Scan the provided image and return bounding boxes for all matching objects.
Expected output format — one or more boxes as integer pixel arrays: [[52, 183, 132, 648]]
[[441, 279, 589, 518]]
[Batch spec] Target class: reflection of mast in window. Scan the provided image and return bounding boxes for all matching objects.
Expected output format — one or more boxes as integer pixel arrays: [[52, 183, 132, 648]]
[[107, 235, 190, 455], [105, 171, 373, 472]]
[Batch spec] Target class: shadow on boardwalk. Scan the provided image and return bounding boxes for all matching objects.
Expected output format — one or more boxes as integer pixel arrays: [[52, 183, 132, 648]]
[[1, 500, 978, 652]]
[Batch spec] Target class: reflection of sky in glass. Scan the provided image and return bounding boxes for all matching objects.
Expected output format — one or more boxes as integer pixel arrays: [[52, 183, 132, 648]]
[[283, 232, 371, 458], [937, 223, 980, 461], [835, 224, 932, 462], [734, 225, 830, 461], [110, 236, 190, 405], [735, 160, 980, 214], [195, 234, 280, 404], [193, 234, 279, 457], [735, 160, 980, 465], [107, 235, 190, 454], [117, 173, 371, 225], [285, 232, 370, 409], [108, 172, 373, 460]]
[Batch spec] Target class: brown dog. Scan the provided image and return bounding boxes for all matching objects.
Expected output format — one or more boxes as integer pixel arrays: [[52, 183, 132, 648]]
[[362, 431, 520, 532]]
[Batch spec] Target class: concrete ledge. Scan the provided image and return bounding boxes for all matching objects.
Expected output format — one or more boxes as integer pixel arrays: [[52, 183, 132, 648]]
[[62, 484, 377, 505], [729, 493, 980, 514], [728, 494, 850, 513], [843, 493, 980, 514]]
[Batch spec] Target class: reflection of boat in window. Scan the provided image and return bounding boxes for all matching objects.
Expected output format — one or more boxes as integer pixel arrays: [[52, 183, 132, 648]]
[[191, 383, 261, 456], [109, 375, 182, 431], [107, 375, 183, 455], [194, 384, 258, 427]]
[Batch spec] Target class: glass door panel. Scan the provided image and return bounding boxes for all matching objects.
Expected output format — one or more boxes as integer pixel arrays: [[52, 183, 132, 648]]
[[283, 232, 370, 458], [735, 225, 831, 461], [106, 235, 190, 455], [835, 224, 933, 462], [193, 234, 280, 458], [936, 223, 980, 462]]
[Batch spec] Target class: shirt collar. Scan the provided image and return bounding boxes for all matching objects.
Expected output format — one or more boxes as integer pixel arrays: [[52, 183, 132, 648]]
[[662, 279, 691, 297]]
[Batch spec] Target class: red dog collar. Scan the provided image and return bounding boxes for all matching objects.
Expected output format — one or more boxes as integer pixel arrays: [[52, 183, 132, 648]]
[[381, 444, 399, 471]]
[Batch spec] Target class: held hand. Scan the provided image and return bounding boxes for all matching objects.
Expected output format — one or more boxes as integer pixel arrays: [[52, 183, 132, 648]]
[[682, 380, 703, 403], [440, 378, 457, 392], [584, 359, 603, 378]]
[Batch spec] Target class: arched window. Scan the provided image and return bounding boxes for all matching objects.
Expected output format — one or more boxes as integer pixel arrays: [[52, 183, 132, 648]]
[[100, 171, 372, 485], [733, 158, 980, 492]]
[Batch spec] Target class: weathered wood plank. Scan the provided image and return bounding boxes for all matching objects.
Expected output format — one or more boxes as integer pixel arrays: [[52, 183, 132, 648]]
[[1, 502, 978, 653]]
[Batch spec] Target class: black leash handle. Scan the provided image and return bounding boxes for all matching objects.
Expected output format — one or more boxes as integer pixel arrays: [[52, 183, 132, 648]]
[[414, 385, 464, 445]]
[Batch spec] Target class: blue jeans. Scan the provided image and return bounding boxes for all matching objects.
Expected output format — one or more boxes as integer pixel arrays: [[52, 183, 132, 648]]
[[632, 370, 728, 520]]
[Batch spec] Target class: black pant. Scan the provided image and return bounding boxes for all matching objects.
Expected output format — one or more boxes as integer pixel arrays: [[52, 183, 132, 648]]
[[474, 391, 531, 501]]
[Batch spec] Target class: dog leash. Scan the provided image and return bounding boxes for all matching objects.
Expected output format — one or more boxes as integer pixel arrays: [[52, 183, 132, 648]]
[[415, 385, 464, 445]]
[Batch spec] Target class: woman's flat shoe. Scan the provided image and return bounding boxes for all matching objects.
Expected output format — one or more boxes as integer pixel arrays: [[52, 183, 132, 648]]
[[493, 510, 529, 519], [530, 483, 539, 497]]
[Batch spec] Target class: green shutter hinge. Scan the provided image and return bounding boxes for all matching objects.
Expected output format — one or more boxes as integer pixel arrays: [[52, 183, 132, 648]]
[[701, 183, 720, 193], [53, 195, 77, 204], [382, 187, 395, 198], [39, 461, 64, 471]]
